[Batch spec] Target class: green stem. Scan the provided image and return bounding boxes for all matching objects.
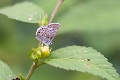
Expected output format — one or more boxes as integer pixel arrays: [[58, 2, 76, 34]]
[[26, 62, 38, 80], [49, 0, 64, 23]]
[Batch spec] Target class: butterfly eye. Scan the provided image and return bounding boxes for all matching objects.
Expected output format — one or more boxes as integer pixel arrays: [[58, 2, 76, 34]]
[[38, 32, 40, 33]]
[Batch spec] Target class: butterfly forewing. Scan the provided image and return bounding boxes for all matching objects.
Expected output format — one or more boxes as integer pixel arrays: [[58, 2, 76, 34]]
[[36, 23, 60, 45]]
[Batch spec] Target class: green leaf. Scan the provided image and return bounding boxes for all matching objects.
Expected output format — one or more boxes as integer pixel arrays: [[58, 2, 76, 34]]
[[0, 1, 45, 23], [0, 60, 14, 80], [45, 46, 120, 80]]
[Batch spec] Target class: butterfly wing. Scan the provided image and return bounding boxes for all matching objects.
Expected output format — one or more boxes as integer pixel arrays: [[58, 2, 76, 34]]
[[47, 23, 60, 41], [36, 23, 60, 45], [36, 26, 51, 45]]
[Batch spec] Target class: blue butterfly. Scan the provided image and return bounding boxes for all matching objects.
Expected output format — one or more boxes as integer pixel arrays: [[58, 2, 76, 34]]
[[36, 23, 60, 46]]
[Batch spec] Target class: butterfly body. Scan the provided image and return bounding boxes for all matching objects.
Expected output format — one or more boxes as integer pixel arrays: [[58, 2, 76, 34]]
[[36, 23, 60, 46]]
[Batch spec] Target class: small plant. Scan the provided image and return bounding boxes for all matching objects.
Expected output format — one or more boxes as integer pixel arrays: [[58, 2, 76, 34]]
[[0, 0, 120, 80]]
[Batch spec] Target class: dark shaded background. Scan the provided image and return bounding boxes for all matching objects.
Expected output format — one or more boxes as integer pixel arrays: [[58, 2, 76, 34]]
[[0, 0, 120, 80]]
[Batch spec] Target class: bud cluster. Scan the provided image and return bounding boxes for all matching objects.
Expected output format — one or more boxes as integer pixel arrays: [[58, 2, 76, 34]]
[[28, 44, 51, 62]]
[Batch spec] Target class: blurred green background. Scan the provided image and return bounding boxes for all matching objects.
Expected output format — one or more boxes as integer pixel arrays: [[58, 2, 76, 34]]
[[0, 0, 120, 80]]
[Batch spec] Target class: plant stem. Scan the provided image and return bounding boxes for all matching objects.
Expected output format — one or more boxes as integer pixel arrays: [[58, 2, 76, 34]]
[[49, 0, 64, 23], [26, 0, 64, 80], [26, 62, 38, 80]]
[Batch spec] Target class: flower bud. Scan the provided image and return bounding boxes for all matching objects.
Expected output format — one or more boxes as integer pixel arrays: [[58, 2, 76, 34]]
[[28, 48, 41, 62], [39, 46, 51, 58], [39, 14, 48, 26], [28, 44, 51, 62]]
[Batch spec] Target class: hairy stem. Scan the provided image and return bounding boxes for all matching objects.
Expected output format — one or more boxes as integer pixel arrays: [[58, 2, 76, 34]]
[[49, 0, 64, 23], [26, 0, 64, 80], [26, 62, 38, 80]]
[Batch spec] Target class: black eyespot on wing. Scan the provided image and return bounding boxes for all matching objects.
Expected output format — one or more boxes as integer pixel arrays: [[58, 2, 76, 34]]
[[47, 36, 49, 38]]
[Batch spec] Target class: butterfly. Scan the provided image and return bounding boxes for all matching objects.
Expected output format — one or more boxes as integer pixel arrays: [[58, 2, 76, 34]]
[[36, 23, 60, 46]]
